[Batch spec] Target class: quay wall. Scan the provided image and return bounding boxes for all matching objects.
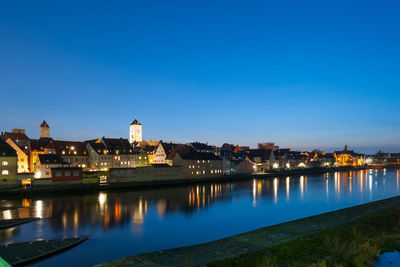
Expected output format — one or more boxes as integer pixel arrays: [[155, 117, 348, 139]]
[[0, 165, 398, 197]]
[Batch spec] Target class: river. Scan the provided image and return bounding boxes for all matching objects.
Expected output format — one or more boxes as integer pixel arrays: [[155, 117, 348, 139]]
[[0, 169, 399, 266]]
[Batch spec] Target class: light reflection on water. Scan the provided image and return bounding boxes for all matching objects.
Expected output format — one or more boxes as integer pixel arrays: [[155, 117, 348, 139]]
[[0, 169, 399, 267]]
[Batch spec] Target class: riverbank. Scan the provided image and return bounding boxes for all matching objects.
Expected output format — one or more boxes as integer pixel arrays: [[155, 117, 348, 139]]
[[0, 165, 383, 198], [96, 195, 400, 267]]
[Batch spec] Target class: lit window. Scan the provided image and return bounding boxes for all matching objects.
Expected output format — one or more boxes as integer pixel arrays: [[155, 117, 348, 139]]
[[2, 170, 9, 175], [65, 172, 71, 176], [211, 170, 213, 174], [2, 161, 8, 166], [189, 165, 191, 169]]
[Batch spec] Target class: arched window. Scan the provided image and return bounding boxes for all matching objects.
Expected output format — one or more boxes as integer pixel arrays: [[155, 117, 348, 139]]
[[2, 161, 8, 166], [2, 170, 9, 175]]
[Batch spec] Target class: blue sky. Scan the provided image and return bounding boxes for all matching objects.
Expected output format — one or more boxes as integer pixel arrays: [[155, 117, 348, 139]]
[[0, 0, 399, 153]]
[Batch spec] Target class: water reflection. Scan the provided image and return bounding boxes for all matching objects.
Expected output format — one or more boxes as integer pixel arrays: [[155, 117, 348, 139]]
[[0, 169, 399, 267]]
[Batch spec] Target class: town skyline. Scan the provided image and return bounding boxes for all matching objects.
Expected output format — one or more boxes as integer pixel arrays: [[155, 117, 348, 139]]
[[2, 118, 399, 154]]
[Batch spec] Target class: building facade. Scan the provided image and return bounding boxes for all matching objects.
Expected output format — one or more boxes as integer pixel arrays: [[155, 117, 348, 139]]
[[167, 145, 223, 178], [129, 118, 142, 144], [0, 138, 18, 187]]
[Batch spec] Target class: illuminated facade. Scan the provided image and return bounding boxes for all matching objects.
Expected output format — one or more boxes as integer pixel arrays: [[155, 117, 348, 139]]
[[247, 149, 277, 172], [167, 145, 223, 177], [86, 138, 136, 170], [129, 118, 142, 144], [36, 154, 67, 178], [51, 140, 89, 169], [4, 138, 29, 173], [0, 138, 18, 187], [334, 146, 365, 166]]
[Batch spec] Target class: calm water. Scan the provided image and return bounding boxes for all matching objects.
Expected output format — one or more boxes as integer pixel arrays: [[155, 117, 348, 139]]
[[0, 169, 399, 266]]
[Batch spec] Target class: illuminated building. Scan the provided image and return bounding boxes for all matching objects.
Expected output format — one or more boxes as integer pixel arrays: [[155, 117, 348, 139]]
[[50, 140, 89, 169], [334, 145, 365, 166], [0, 138, 18, 187], [86, 138, 136, 170], [151, 142, 180, 166], [129, 118, 142, 145], [247, 149, 277, 172], [167, 145, 223, 177], [1, 130, 30, 173], [36, 154, 67, 178]]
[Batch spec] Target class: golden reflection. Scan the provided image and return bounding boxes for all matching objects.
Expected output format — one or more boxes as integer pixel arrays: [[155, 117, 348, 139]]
[[397, 170, 399, 191], [98, 192, 107, 206], [62, 213, 67, 230], [349, 175, 352, 193], [286, 177, 290, 201], [257, 181, 263, 198], [252, 179, 256, 206], [35, 200, 44, 218], [334, 172, 338, 193], [22, 198, 31, 207], [300, 176, 304, 199], [273, 178, 278, 203], [157, 199, 167, 218], [3, 210, 12, 220], [114, 202, 122, 223], [133, 198, 147, 225]]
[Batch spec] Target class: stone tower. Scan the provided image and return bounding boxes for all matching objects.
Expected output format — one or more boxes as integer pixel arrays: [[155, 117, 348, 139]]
[[129, 118, 142, 144], [39, 120, 50, 139]]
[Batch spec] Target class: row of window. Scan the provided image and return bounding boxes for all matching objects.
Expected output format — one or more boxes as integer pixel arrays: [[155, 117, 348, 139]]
[[2, 170, 9, 175], [55, 171, 80, 177], [189, 170, 222, 175], [188, 165, 216, 169]]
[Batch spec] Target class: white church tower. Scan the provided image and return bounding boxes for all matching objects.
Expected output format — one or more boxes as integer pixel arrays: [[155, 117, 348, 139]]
[[129, 118, 142, 144]]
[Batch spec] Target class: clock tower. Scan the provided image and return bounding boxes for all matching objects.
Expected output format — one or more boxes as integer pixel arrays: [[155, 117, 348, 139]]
[[129, 118, 142, 144]]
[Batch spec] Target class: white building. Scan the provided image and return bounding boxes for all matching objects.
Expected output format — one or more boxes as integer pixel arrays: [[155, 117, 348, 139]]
[[129, 118, 142, 144]]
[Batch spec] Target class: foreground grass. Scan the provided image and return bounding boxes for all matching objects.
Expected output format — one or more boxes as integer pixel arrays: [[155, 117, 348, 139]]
[[208, 206, 400, 267]]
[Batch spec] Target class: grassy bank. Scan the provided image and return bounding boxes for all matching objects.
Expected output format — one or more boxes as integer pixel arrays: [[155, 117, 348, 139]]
[[209, 205, 400, 267]]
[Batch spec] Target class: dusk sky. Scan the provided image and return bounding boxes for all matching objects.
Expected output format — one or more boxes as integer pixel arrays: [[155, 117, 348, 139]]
[[1, 0, 399, 153]]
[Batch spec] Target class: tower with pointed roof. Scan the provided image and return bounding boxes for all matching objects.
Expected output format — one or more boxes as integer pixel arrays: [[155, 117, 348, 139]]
[[39, 120, 50, 139], [129, 118, 142, 144]]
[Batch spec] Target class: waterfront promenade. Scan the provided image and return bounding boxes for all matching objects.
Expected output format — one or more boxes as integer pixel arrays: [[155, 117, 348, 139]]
[[0, 165, 377, 197]]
